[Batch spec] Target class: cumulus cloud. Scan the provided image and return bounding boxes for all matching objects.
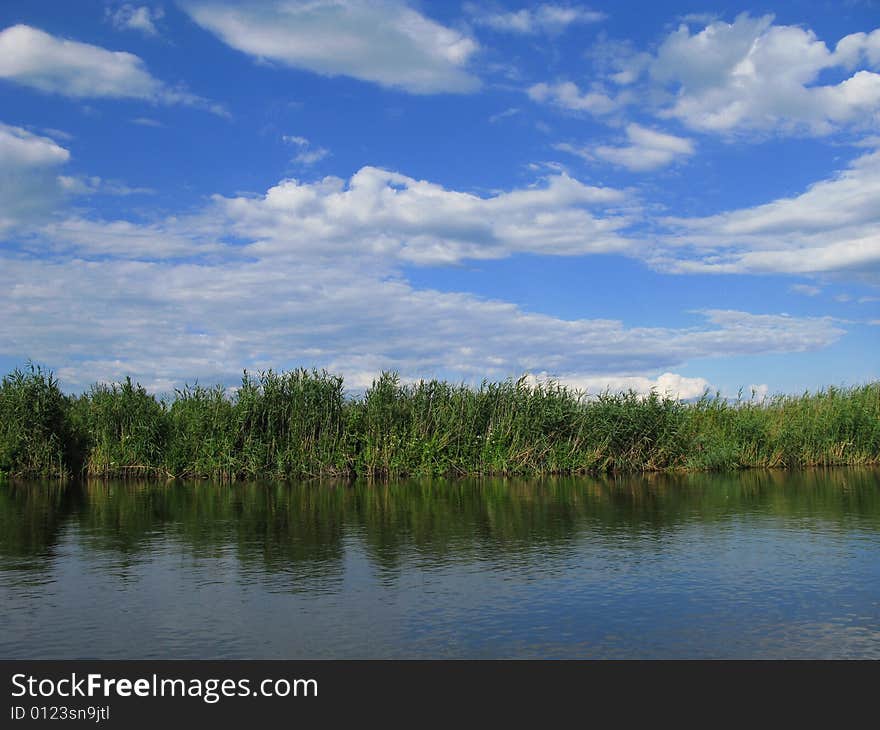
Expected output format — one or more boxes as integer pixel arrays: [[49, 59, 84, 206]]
[[0, 24, 224, 113], [4, 161, 631, 264], [557, 123, 694, 171], [0, 122, 70, 234], [835, 27, 880, 68], [181, 0, 480, 94], [0, 122, 160, 237], [651, 14, 880, 135], [0, 122, 69, 167], [206, 166, 632, 265], [106, 4, 165, 36], [467, 3, 605, 35], [529, 15, 880, 138], [0, 161, 846, 391], [656, 148, 880, 277]]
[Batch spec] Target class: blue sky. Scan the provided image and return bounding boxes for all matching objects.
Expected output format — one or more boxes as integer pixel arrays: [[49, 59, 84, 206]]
[[1, 1, 878, 397]]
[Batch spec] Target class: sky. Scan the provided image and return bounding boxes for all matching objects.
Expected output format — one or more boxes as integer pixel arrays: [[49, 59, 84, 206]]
[[0, 1, 878, 398]]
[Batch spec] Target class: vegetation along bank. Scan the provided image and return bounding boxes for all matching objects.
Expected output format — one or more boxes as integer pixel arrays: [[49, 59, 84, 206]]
[[1, 364, 878, 480]]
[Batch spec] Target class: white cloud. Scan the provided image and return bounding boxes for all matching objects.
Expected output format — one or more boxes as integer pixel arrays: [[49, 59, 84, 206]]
[[282, 134, 329, 166], [56, 175, 155, 196], [0, 122, 70, 234], [0, 24, 160, 97], [527, 80, 624, 115], [106, 4, 165, 36], [293, 148, 329, 166], [0, 132, 185, 255], [0, 248, 844, 392], [650, 14, 880, 135], [181, 0, 480, 94], [557, 123, 694, 171], [0, 122, 69, 167], [0, 123, 155, 235], [656, 148, 880, 277], [584, 37, 653, 87], [789, 284, 822, 297], [526, 371, 711, 399], [832, 27, 880, 69], [0, 163, 846, 391], [5, 158, 632, 264], [39, 127, 74, 141], [0, 24, 224, 113], [281, 135, 308, 147], [34, 217, 224, 259], [207, 165, 632, 265], [468, 4, 605, 35], [488, 107, 520, 123], [530, 15, 880, 139]]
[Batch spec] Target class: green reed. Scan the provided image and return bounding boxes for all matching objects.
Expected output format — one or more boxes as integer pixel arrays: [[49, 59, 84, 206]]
[[0, 364, 85, 478], [82, 377, 170, 477], [233, 369, 347, 479], [0, 365, 877, 479]]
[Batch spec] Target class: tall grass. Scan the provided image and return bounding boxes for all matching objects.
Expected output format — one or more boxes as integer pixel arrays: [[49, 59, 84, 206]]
[[232, 369, 347, 479], [83, 377, 169, 477], [165, 384, 235, 480], [0, 365, 85, 478], [0, 365, 877, 480], [684, 386, 880, 470]]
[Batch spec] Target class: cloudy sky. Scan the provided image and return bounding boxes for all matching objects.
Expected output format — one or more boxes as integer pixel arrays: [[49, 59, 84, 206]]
[[1, 1, 878, 397]]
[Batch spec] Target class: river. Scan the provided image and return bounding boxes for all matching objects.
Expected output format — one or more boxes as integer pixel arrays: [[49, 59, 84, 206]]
[[2, 468, 879, 658]]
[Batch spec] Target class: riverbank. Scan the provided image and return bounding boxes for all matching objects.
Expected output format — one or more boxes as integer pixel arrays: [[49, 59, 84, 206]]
[[1, 365, 878, 479]]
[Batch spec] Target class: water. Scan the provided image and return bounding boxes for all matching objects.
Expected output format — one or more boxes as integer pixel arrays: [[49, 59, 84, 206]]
[[1, 469, 879, 658]]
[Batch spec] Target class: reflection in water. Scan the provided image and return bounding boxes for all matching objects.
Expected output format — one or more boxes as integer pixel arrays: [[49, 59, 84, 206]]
[[1, 469, 879, 658]]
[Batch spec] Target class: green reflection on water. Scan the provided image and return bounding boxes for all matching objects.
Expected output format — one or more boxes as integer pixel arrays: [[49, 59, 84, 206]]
[[2, 469, 878, 575]]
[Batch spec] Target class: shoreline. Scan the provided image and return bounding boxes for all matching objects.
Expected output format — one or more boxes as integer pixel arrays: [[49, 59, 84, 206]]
[[2, 365, 879, 481]]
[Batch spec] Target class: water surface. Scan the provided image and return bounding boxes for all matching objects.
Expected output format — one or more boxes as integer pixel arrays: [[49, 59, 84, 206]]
[[1, 469, 879, 658]]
